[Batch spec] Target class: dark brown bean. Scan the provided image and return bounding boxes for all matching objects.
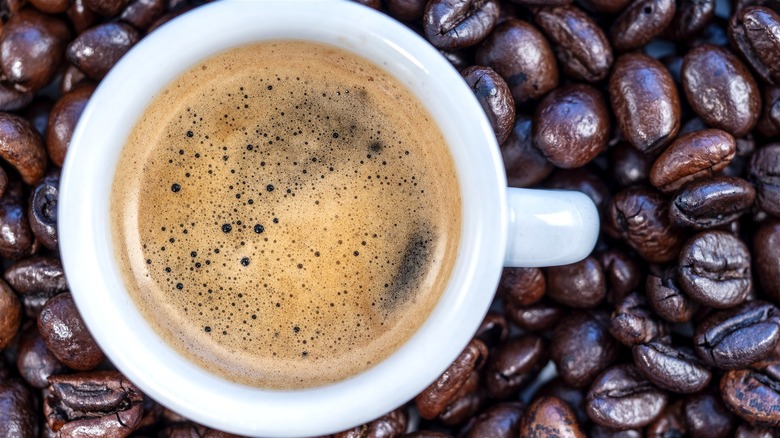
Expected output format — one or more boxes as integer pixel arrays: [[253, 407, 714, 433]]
[[735, 424, 780, 438], [120, 0, 165, 30], [610, 0, 676, 52], [551, 310, 619, 388], [16, 325, 67, 388], [29, 0, 70, 13], [46, 85, 95, 167], [5, 256, 67, 296], [585, 364, 668, 429], [609, 142, 653, 188], [67, 23, 141, 80], [67, 0, 100, 34], [484, 334, 548, 399], [0, 377, 38, 437], [750, 144, 780, 219], [546, 167, 612, 218], [0, 277, 20, 349], [499, 267, 545, 306], [633, 341, 712, 393], [462, 66, 515, 144], [437, 373, 486, 426], [669, 176, 756, 229], [533, 5, 612, 82], [547, 256, 606, 308], [682, 44, 761, 137], [578, 0, 630, 13], [511, 0, 572, 5], [646, 265, 696, 323], [23, 97, 52, 137], [331, 408, 408, 438], [755, 220, 780, 305], [84, 0, 132, 16], [460, 402, 523, 438], [758, 85, 780, 137], [476, 19, 558, 105], [647, 400, 687, 438], [598, 249, 642, 305], [683, 392, 737, 437], [536, 378, 589, 425], [729, 6, 780, 85], [650, 129, 736, 193], [666, 0, 716, 40], [504, 299, 563, 331], [532, 84, 609, 169], [0, 112, 48, 185], [590, 425, 643, 437], [0, 180, 35, 259], [499, 114, 554, 187], [519, 396, 586, 437], [721, 369, 780, 427], [28, 171, 59, 251], [423, 0, 500, 49], [60, 64, 91, 95], [609, 53, 681, 154], [610, 292, 667, 346], [0, 82, 33, 111], [38, 293, 104, 370], [386, 0, 426, 21], [475, 312, 509, 348]]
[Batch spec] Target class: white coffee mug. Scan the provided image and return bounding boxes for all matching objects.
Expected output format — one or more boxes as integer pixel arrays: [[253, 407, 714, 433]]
[[59, 1, 599, 436]]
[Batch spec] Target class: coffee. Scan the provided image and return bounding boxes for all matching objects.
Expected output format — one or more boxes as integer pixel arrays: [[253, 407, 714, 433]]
[[110, 41, 461, 389]]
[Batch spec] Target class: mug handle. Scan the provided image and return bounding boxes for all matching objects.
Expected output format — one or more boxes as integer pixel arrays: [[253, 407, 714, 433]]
[[504, 188, 600, 268]]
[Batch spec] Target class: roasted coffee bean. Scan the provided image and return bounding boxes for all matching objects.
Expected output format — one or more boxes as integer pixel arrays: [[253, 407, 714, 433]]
[[758, 85, 780, 137], [0, 112, 48, 185], [5, 256, 67, 296], [0, 9, 69, 92], [669, 176, 756, 229], [16, 325, 67, 388], [423, 0, 500, 49], [504, 299, 563, 331], [462, 66, 515, 144], [606, 187, 684, 264], [610, 0, 676, 52], [577, 0, 630, 13], [476, 19, 558, 105], [67, 23, 141, 80], [632, 341, 711, 393], [0, 82, 33, 111], [386, 0, 426, 21], [646, 400, 687, 437], [694, 300, 780, 369], [84, 0, 132, 16], [499, 114, 553, 187], [750, 144, 780, 219], [683, 392, 736, 437], [0, 377, 39, 437], [519, 396, 585, 437], [120, 0, 165, 30], [735, 424, 780, 437], [666, 0, 716, 40], [682, 44, 761, 137], [0, 167, 8, 203], [547, 256, 606, 308], [755, 220, 780, 305], [536, 378, 589, 425], [45, 371, 144, 436], [533, 5, 612, 82], [67, 0, 100, 34], [437, 374, 486, 426], [532, 84, 609, 169], [28, 172, 59, 251], [0, 180, 36, 259], [38, 293, 104, 370], [415, 338, 488, 419], [730, 6, 780, 84], [586, 364, 668, 429], [551, 310, 619, 388], [649, 129, 736, 193], [475, 312, 508, 347], [511, 0, 573, 5], [60, 64, 91, 95], [331, 408, 408, 438], [460, 402, 523, 438], [610, 292, 666, 346], [29, 0, 70, 13], [46, 85, 95, 167], [722, 368, 780, 427], [609, 53, 680, 154], [404, 432, 453, 438], [646, 265, 695, 323], [546, 167, 611, 218], [590, 425, 643, 437], [609, 142, 652, 188], [678, 231, 752, 308], [499, 267, 545, 306], [0, 277, 20, 349], [598, 249, 642, 305], [485, 334, 548, 399]]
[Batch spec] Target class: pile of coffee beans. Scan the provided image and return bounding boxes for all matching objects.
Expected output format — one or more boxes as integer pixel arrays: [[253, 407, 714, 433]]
[[0, 0, 779, 436]]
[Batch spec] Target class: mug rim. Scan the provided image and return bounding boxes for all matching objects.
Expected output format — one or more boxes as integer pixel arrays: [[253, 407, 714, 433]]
[[59, 1, 507, 436]]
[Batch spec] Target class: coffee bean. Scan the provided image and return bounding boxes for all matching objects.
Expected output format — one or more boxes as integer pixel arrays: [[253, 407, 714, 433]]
[[120, 0, 165, 30], [682, 44, 761, 137], [15, 325, 67, 389], [755, 220, 780, 305], [609, 53, 681, 154], [586, 364, 668, 429], [694, 300, 780, 369], [462, 66, 515, 144], [590, 425, 643, 437], [519, 396, 585, 438], [5, 256, 67, 296], [331, 408, 408, 437], [610, 292, 667, 346], [536, 377, 589, 425], [750, 144, 780, 219], [46, 84, 95, 167], [551, 310, 619, 388], [546, 167, 611, 218], [547, 256, 606, 308], [735, 424, 780, 438], [609, 142, 653, 188], [669, 176, 756, 229], [460, 402, 523, 438], [498, 267, 545, 307], [67, 23, 141, 80], [758, 85, 780, 138], [386, 0, 426, 21], [504, 299, 563, 332], [721, 367, 780, 426], [666, 0, 716, 40], [633, 341, 712, 393], [0, 9, 69, 92], [28, 172, 59, 251], [29, 0, 70, 13], [38, 293, 105, 370], [476, 19, 558, 105], [683, 391, 737, 437], [0, 82, 33, 111], [0, 377, 39, 438], [610, 0, 676, 52], [484, 334, 548, 399], [84, 0, 132, 16], [67, 0, 100, 34], [533, 5, 612, 83], [405, 432, 453, 438], [0, 180, 36, 259], [532, 84, 609, 169], [729, 6, 780, 84], [646, 265, 696, 323], [499, 114, 553, 187], [60, 64, 91, 95], [598, 249, 642, 305], [678, 231, 751, 309], [511, 0, 573, 4], [0, 277, 20, 349], [437, 373, 486, 426], [646, 400, 687, 437], [606, 186, 684, 264], [649, 129, 736, 193], [423, 0, 500, 49], [475, 312, 508, 348], [0, 112, 48, 185]]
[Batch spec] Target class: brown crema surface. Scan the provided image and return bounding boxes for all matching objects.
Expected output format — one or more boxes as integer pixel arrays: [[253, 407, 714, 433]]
[[110, 41, 461, 389]]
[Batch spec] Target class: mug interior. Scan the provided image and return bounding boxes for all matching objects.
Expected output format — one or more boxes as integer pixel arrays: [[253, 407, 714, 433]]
[[59, 1, 507, 436]]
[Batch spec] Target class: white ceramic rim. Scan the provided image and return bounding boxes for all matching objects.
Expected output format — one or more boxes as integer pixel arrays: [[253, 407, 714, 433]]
[[59, 1, 507, 436]]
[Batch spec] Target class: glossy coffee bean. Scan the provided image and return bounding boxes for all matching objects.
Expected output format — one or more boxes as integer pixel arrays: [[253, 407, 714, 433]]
[[649, 129, 736, 193], [67, 0, 100, 34], [46, 84, 95, 167], [683, 392, 737, 438], [38, 293, 105, 370], [5, 256, 67, 296], [750, 144, 780, 219], [606, 187, 684, 264], [735, 424, 780, 438], [485, 334, 548, 399], [551, 310, 619, 388], [437, 374, 486, 426], [460, 402, 523, 438], [669, 176, 756, 229], [590, 425, 643, 437], [504, 299, 563, 331], [694, 300, 780, 369], [0, 181, 35, 259], [666, 0, 716, 40], [610, 0, 676, 52], [633, 341, 711, 393], [386, 0, 426, 21], [0, 377, 38, 438], [120, 0, 165, 30], [536, 377, 589, 425], [547, 256, 606, 308], [646, 265, 695, 323], [682, 44, 761, 137], [0, 112, 48, 185], [499, 267, 545, 306], [598, 249, 642, 305], [332, 408, 408, 437], [0, 277, 20, 349], [405, 432, 453, 438], [84, 0, 132, 16], [646, 400, 687, 437], [730, 6, 780, 84], [29, 171, 59, 251], [758, 85, 780, 137], [756, 220, 780, 305], [722, 368, 780, 427], [475, 312, 508, 348], [476, 19, 558, 105], [609, 142, 652, 188], [462, 66, 515, 144], [0, 9, 69, 92], [423, 0, 500, 49], [609, 53, 680, 154], [29, 0, 70, 13], [16, 325, 67, 389], [60, 64, 91, 95], [678, 231, 751, 308], [533, 5, 612, 82], [511, 0, 573, 4], [67, 23, 141, 80], [532, 84, 609, 169], [586, 364, 668, 429], [0, 83, 33, 112], [609, 292, 666, 346], [499, 114, 553, 187], [578, 0, 630, 13], [519, 396, 585, 437]]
